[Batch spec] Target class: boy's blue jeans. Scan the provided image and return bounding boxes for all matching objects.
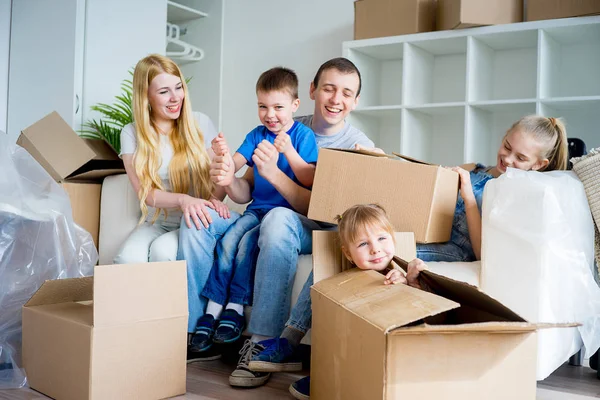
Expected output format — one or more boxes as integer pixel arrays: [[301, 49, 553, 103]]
[[201, 209, 268, 307], [177, 208, 241, 333]]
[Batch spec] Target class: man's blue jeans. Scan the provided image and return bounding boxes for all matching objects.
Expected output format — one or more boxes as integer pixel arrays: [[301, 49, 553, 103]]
[[247, 207, 321, 337], [201, 209, 267, 306], [177, 208, 240, 333]]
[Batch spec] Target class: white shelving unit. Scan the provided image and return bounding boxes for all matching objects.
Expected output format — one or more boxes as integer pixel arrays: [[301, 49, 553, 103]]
[[166, 0, 208, 65], [344, 16, 600, 166]]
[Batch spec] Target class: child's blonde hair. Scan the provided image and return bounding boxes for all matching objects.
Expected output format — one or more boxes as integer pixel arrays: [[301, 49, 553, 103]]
[[507, 115, 569, 171], [131, 54, 214, 223], [335, 204, 396, 251]]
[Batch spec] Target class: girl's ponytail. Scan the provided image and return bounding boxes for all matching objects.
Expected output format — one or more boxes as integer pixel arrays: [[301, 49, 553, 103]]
[[543, 117, 568, 171]]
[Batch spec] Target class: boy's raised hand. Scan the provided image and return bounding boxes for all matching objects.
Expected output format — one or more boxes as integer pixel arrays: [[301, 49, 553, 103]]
[[211, 132, 230, 157], [210, 151, 235, 186], [252, 140, 280, 180], [274, 131, 291, 154]]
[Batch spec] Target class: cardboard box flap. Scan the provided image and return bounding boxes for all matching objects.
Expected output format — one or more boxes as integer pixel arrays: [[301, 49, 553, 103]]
[[312, 269, 460, 333], [392, 152, 434, 165], [419, 269, 527, 322], [19, 111, 96, 181], [25, 276, 93, 307], [329, 148, 395, 158], [93, 261, 188, 327], [390, 321, 538, 335]]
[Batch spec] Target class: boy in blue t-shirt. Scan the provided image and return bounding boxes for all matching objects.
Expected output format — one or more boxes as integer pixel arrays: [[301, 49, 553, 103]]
[[190, 67, 318, 353]]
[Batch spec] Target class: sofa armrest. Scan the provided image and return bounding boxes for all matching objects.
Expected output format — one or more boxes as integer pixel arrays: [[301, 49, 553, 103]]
[[98, 174, 140, 265]]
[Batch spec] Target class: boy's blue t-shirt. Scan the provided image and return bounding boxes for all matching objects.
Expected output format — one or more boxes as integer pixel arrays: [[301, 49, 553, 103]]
[[236, 121, 318, 211]]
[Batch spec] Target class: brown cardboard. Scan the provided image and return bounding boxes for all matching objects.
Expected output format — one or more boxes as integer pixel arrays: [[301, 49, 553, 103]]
[[62, 183, 101, 249], [310, 233, 575, 400], [16, 111, 124, 183], [22, 261, 188, 400], [308, 148, 459, 243], [354, 0, 437, 40], [526, 0, 600, 21], [437, 0, 523, 31]]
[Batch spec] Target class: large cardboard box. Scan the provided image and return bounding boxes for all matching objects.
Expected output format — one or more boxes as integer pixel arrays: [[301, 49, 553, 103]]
[[354, 0, 437, 40], [17, 111, 125, 248], [22, 261, 188, 400], [309, 231, 570, 400], [526, 0, 600, 21], [308, 149, 459, 243], [437, 0, 523, 31]]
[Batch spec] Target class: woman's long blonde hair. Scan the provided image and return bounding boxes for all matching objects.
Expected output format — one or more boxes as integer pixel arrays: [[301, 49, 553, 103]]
[[132, 54, 213, 223]]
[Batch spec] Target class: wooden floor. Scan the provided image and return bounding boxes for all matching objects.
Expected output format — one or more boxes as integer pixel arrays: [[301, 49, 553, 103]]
[[1, 359, 599, 399]]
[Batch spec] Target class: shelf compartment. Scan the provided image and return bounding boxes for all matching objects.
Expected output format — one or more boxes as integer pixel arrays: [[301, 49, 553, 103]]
[[466, 102, 537, 167], [539, 23, 600, 98], [349, 108, 402, 154], [403, 38, 468, 105], [167, 1, 207, 24], [345, 43, 404, 108], [539, 99, 600, 150], [402, 105, 465, 166], [467, 31, 538, 102]]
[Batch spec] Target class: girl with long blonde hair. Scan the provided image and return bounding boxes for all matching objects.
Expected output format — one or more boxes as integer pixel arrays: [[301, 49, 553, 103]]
[[114, 54, 238, 265]]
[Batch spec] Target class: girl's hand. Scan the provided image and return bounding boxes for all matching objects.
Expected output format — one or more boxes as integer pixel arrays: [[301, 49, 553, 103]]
[[274, 132, 292, 154], [180, 195, 216, 229], [209, 197, 231, 219], [384, 268, 407, 285], [211, 132, 230, 157], [451, 166, 476, 205], [406, 258, 428, 290]]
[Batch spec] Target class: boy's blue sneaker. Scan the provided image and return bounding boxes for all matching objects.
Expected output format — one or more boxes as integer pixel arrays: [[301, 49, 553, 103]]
[[248, 337, 302, 372], [289, 376, 310, 400], [190, 313, 217, 352], [213, 309, 245, 344]]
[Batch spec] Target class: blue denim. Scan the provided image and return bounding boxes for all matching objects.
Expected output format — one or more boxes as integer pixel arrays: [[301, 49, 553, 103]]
[[177, 208, 241, 333], [248, 207, 321, 337], [201, 209, 268, 306], [286, 270, 313, 334], [417, 165, 493, 262]]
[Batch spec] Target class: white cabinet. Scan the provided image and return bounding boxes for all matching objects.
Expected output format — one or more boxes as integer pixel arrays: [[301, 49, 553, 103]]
[[7, 0, 166, 141], [344, 16, 600, 166]]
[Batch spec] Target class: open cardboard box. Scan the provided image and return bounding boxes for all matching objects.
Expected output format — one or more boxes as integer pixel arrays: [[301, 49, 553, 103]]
[[437, 0, 523, 31], [310, 231, 575, 400], [16, 111, 125, 248], [308, 148, 459, 243], [22, 261, 188, 400]]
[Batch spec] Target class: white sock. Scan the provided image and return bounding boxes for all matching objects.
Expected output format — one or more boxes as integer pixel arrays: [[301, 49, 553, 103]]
[[251, 334, 271, 343], [206, 300, 224, 319], [225, 302, 244, 316]]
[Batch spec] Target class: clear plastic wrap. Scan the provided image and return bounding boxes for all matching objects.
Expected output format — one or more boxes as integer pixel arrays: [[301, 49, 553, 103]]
[[0, 133, 97, 389], [481, 168, 600, 380]]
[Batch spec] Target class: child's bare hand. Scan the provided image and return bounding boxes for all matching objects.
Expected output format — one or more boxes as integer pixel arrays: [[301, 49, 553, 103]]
[[274, 132, 291, 153], [406, 258, 428, 289], [450, 166, 475, 205], [384, 269, 407, 285], [211, 132, 230, 157]]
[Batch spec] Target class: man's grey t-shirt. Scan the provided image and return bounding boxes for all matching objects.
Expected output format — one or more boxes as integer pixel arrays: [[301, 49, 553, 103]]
[[295, 115, 374, 149]]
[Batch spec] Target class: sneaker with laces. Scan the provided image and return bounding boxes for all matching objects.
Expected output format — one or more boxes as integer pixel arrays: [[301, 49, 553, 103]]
[[190, 313, 217, 352], [213, 309, 245, 344], [289, 375, 310, 400], [248, 337, 302, 372], [186, 345, 222, 363], [228, 339, 271, 387]]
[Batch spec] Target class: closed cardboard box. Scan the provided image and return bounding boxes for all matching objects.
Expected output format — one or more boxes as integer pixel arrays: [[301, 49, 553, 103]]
[[527, 0, 600, 21], [22, 261, 188, 400], [437, 0, 523, 30], [308, 149, 459, 243], [354, 0, 437, 40], [17, 111, 125, 249], [309, 231, 572, 400]]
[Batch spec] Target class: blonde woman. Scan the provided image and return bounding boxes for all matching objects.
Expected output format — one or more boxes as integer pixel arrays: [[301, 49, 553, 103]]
[[114, 54, 237, 265]]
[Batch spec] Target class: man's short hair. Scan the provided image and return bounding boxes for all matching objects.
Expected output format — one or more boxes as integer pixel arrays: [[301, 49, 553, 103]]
[[312, 57, 362, 97]]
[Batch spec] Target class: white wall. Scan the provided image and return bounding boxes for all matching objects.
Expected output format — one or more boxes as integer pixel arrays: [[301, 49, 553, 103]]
[[221, 0, 355, 147], [0, 0, 11, 134]]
